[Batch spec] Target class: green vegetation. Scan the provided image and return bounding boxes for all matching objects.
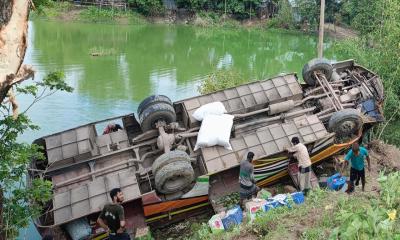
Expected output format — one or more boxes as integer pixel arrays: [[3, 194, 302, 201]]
[[215, 192, 240, 209], [177, 0, 263, 19], [193, 11, 241, 28], [266, 0, 295, 29], [188, 172, 400, 239], [330, 172, 400, 239], [32, 1, 74, 18], [198, 69, 246, 95], [79, 6, 146, 24], [334, 0, 400, 146], [31, 2, 146, 24], [1, 72, 72, 238], [128, 0, 164, 16]]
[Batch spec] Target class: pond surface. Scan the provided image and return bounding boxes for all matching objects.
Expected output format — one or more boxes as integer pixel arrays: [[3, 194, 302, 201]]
[[18, 20, 339, 239]]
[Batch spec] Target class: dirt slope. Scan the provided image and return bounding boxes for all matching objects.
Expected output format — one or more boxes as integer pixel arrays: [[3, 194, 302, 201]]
[[325, 23, 358, 40]]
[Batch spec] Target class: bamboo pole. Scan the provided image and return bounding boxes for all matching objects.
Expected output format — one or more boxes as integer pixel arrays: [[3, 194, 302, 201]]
[[317, 0, 325, 58]]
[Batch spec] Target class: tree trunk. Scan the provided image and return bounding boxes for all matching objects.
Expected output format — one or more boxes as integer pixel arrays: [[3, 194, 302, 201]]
[[0, 0, 33, 106], [0, 1, 30, 239], [0, 187, 3, 240]]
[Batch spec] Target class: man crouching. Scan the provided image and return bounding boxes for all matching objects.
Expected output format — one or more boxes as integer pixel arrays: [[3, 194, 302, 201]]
[[239, 151, 260, 208]]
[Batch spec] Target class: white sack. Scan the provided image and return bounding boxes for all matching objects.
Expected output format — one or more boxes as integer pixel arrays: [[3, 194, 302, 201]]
[[194, 114, 234, 151], [192, 101, 227, 121]]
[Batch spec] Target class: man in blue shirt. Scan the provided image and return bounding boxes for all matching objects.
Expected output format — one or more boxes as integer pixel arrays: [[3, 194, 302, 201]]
[[344, 143, 371, 192]]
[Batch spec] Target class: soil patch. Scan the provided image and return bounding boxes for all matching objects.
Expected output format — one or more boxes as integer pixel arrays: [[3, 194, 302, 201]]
[[231, 232, 258, 240], [325, 23, 357, 40], [151, 212, 213, 240], [369, 140, 400, 172], [58, 9, 81, 21]]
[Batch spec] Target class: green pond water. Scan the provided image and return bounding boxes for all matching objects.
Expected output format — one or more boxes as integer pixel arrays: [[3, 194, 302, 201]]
[[19, 20, 340, 239]]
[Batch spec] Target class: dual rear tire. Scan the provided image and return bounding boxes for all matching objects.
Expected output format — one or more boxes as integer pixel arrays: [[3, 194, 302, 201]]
[[137, 95, 177, 132], [138, 96, 194, 195], [152, 150, 195, 194]]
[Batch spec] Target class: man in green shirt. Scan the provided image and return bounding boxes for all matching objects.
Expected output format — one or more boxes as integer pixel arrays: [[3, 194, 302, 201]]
[[97, 188, 130, 240], [344, 143, 371, 192]]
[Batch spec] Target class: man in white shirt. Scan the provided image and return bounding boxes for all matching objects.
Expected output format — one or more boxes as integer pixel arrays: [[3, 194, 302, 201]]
[[286, 137, 313, 194]]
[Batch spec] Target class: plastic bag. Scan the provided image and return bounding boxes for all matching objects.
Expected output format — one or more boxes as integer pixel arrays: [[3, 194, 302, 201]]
[[192, 102, 227, 121], [194, 114, 234, 151]]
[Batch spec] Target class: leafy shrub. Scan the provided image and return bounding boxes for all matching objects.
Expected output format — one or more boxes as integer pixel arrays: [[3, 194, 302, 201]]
[[176, 0, 262, 19], [79, 6, 146, 24], [330, 172, 400, 239], [129, 0, 164, 16], [198, 69, 246, 94], [296, 0, 318, 30], [270, 0, 295, 29]]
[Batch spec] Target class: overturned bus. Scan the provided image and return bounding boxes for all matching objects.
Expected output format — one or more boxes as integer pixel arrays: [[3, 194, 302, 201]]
[[29, 59, 385, 239]]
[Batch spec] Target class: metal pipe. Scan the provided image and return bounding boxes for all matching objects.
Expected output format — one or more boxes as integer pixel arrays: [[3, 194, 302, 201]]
[[352, 73, 374, 98], [314, 72, 338, 111], [234, 100, 299, 119], [132, 129, 158, 143], [316, 107, 335, 117], [177, 132, 198, 138], [304, 83, 342, 96], [316, 103, 355, 117], [318, 104, 355, 120], [235, 107, 316, 130], [342, 83, 361, 90], [302, 90, 341, 103], [320, 74, 343, 110], [54, 157, 139, 189], [268, 100, 295, 115], [233, 107, 270, 118], [46, 138, 158, 175]]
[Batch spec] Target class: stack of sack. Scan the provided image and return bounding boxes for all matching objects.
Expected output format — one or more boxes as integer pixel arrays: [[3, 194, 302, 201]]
[[193, 102, 234, 151]]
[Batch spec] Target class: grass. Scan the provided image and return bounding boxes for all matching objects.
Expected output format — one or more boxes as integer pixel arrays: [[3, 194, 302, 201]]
[[78, 6, 146, 24], [30, 3, 260, 29], [198, 69, 247, 95], [193, 12, 241, 28], [30, 2, 147, 25], [31, 1, 74, 19], [189, 172, 400, 240]]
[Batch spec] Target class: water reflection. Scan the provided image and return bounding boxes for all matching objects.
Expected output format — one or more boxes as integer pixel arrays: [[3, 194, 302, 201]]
[[30, 21, 336, 103]]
